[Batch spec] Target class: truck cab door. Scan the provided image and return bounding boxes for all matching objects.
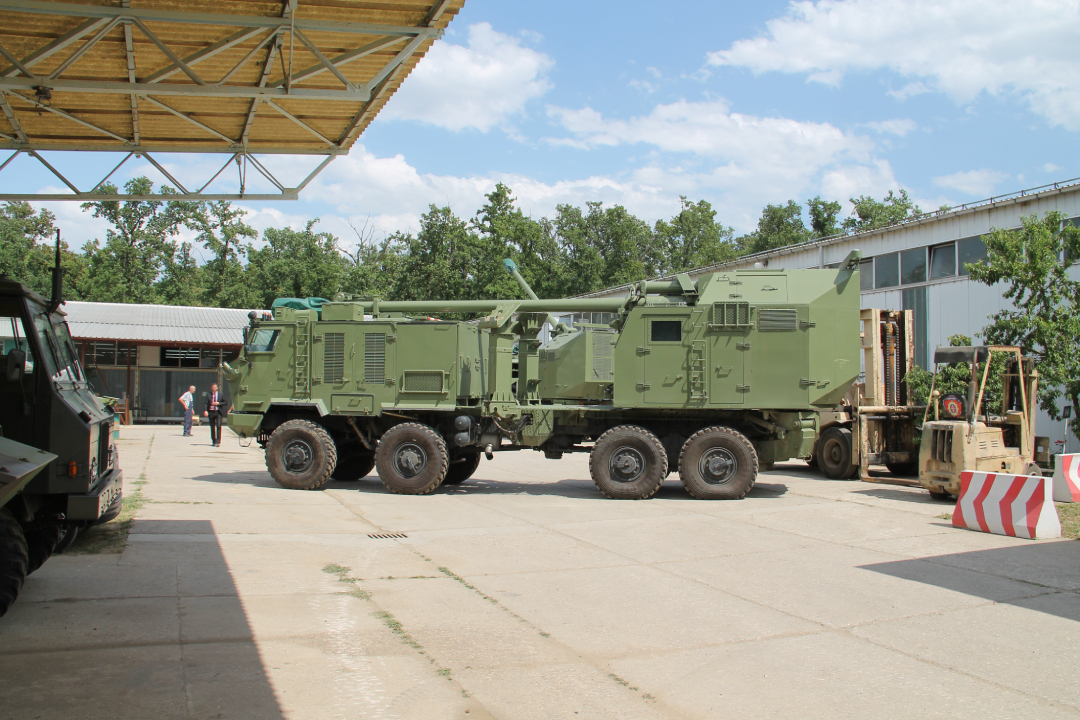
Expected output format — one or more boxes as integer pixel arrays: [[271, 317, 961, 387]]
[[641, 315, 688, 404]]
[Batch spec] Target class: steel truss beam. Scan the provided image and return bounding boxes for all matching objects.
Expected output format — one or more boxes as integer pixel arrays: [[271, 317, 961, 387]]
[[0, 147, 335, 201], [0, 0, 453, 200]]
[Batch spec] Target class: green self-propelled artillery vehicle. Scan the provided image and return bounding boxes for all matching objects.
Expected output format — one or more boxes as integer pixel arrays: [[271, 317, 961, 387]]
[[225, 253, 862, 500]]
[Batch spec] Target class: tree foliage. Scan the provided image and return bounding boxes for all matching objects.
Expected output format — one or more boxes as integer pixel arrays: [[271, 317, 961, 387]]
[[965, 212, 1080, 441], [842, 189, 922, 233]]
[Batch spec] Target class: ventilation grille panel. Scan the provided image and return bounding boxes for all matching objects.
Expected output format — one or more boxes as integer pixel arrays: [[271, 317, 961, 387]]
[[757, 308, 799, 332], [364, 333, 385, 384], [324, 332, 344, 383], [592, 331, 614, 380], [710, 302, 751, 330], [402, 370, 444, 393]]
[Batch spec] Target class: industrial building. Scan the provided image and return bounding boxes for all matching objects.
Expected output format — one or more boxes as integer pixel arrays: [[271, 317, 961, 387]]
[[577, 178, 1080, 453], [64, 301, 249, 422]]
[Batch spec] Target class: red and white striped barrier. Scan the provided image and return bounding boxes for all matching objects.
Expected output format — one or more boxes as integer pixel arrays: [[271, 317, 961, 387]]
[[1053, 454, 1080, 503], [952, 471, 1061, 539]]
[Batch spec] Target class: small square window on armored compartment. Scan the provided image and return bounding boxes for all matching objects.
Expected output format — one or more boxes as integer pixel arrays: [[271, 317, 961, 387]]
[[650, 320, 682, 342]]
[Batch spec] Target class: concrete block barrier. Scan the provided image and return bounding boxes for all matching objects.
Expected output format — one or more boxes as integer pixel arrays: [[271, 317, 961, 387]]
[[1052, 454, 1080, 503], [953, 471, 1061, 539]]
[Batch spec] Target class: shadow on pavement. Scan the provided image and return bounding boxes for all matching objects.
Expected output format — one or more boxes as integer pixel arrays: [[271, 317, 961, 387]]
[[861, 541, 1080, 623], [0, 520, 286, 720]]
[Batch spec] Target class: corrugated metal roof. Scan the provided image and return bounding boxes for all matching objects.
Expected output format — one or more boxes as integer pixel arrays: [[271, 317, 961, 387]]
[[63, 301, 251, 345]]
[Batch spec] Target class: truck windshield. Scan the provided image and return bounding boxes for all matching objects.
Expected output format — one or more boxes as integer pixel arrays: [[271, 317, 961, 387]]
[[246, 329, 279, 352], [33, 313, 82, 383]]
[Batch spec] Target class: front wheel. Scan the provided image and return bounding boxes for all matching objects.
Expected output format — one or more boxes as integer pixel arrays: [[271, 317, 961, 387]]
[[818, 427, 856, 479], [678, 426, 757, 500], [589, 425, 667, 500], [265, 420, 338, 490], [375, 423, 448, 495], [929, 490, 954, 501]]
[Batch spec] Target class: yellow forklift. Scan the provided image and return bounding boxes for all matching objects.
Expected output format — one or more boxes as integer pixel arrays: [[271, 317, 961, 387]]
[[919, 345, 1050, 500]]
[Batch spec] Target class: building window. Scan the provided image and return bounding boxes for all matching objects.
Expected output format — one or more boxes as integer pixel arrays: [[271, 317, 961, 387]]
[[859, 259, 874, 290], [200, 348, 221, 368], [116, 343, 135, 366], [902, 287, 929, 369], [957, 236, 988, 275], [900, 248, 926, 284], [91, 341, 116, 366], [875, 252, 900, 289], [929, 242, 956, 279], [160, 347, 201, 368]]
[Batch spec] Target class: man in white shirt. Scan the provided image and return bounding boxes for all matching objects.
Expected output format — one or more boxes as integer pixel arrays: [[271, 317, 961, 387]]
[[178, 385, 195, 437]]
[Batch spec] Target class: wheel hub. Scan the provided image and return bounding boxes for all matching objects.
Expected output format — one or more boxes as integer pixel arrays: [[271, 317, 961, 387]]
[[609, 446, 645, 483], [699, 447, 736, 485], [282, 439, 314, 473], [394, 442, 427, 477]]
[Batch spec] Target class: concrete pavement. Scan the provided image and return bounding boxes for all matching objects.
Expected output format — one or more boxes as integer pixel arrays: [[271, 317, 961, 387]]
[[1, 425, 1078, 719]]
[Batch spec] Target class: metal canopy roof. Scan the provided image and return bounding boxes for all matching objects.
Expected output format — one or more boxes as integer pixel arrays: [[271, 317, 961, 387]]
[[0, 0, 465, 200], [64, 299, 252, 345]]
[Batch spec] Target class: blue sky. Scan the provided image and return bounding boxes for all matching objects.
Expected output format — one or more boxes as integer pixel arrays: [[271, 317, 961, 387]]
[[17, 0, 1080, 255]]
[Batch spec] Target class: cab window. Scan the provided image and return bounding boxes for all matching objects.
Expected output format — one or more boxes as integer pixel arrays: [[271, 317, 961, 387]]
[[0, 315, 34, 374], [246, 329, 280, 352]]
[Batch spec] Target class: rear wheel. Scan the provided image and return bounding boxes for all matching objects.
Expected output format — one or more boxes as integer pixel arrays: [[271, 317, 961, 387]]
[[22, 522, 62, 575], [818, 427, 856, 479], [375, 423, 448, 495], [331, 454, 375, 481], [589, 426, 667, 500], [0, 508, 28, 617], [443, 453, 481, 485], [265, 420, 337, 490], [678, 426, 757, 500]]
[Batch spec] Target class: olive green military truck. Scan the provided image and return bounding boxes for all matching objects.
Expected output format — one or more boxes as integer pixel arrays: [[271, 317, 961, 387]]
[[225, 253, 862, 500], [0, 262, 123, 614]]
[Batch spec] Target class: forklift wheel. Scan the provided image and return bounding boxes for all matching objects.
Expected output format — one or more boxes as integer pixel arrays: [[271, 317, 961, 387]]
[[928, 490, 953, 501]]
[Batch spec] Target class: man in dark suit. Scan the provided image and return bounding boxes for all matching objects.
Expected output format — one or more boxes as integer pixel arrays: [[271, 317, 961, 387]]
[[203, 383, 230, 447]]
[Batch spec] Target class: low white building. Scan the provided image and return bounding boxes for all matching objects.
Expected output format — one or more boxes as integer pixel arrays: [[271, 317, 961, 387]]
[[578, 178, 1080, 453]]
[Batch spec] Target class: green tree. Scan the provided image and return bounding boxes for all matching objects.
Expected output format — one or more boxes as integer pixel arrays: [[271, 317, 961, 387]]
[[654, 197, 735, 274], [807, 196, 843, 238], [341, 220, 408, 299], [965, 212, 1080, 442], [247, 221, 347, 307], [0, 201, 88, 300], [184, 201, 258, 308], [156, 241, 202, 306], [553, 202, 657, 295], [390, 206, 484, 302], [906, 334, 1005, 416], [741, 200, 811, 255], [842, 189, 922, 233], [80, 177, 186, 304]]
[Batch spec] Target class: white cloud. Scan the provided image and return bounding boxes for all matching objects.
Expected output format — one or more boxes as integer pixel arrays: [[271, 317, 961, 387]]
[[861, 119, 917, 136], [380, 22, 553, 132], [933, 169, 1009, 197], [707, 0, 1080, 129], [1043, 162, 1062, 173]]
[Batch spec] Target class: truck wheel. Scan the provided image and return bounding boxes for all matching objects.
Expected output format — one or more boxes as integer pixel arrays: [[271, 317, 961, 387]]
[[331, 454, 375, 481], [886, 462, 918, 478], [375, 423, 448, 495], [23, 522, 62, 575], [0, 508, 28, 617], [818, 427, 856, 479], [589, 426, 667, 500], [678, 426, 758, 500], [265, 420, 338, 490], [443, 453, 481, 485], [53, 526, 79, 554]]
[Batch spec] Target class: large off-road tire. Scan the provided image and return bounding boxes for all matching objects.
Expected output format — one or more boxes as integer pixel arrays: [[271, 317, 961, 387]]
[[265, 420, 338, 490], [0, 508, 28, 617], [443, 452, 481, 485], [331, 454, 375, 481], [23, 521, 62, 575], [375, 423, 448, 495], [818, 427, 857, 480], [886, 462, 919, 478], [678, 426, 758, 500], [589, 425, 667, 500], [53, 525, 79, 554]]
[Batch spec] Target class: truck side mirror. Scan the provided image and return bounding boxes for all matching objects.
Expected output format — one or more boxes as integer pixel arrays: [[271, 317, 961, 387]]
[[6, 349, 25, 382]]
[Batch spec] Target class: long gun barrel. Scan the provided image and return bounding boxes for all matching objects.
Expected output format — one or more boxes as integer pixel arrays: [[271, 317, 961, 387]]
[[503, 258, 540, 301], [350, 298, 631, 314]]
